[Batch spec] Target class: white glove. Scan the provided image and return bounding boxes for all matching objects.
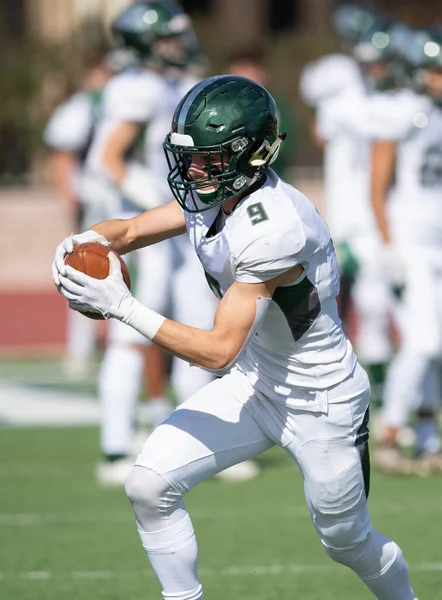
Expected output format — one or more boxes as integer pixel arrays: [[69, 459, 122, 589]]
[[51, 229, 110, 289], [59, 252, 134, 320], [382, 244, 407, 289]]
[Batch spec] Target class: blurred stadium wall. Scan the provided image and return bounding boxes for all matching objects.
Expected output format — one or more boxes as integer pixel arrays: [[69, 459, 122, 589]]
[[0, 0, 439, 355]]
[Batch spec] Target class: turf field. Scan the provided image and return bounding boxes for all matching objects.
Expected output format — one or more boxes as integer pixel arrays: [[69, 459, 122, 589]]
[[1, 359, 442, 600]]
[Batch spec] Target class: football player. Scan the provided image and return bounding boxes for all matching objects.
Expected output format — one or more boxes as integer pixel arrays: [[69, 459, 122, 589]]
[[299, 9, 396, 405], [84, 1, 217, 485], [53, 74, 418, 600], [371, 26, 442, 473]]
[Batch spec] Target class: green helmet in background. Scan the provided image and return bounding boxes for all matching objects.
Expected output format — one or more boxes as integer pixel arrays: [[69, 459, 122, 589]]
[[332, 2, 379, 51], [403, 26, 442, 103], [111, 1, 194, 68], [352, 18, 410, 90], [163, 75, 283, 213]]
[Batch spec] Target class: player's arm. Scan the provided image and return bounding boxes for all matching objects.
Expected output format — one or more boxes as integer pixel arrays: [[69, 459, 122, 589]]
[[311, 119, 326, 151], [371, 139, 397, 243], [59, 261, 303, 371], [99, 120, 165, 211], [92, 200, 186, 254], [102, 121, 141, 183], [47, 150, 79, 218]]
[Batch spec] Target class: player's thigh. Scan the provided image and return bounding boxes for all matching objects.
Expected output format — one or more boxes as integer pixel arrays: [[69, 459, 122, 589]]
[[399, 254, 442, 356], [135, 241, 173, 313], [286, 372, 370, 517], [351, 237, 392, 321], [135, 370, 273, 492]]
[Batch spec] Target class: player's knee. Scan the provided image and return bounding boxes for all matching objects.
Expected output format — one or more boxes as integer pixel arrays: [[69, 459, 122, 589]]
[[325, 529, 401, 579], [315, 500, 372, 553], [125, 466, 181, 518]]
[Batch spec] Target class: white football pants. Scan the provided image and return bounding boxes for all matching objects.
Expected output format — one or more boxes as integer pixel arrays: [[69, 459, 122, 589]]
[[350, 234, 393, 365], [381, 248, 442, 430], [125, 365, 415, 600]]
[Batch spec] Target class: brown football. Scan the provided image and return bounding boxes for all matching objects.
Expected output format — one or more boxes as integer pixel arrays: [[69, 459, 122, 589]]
[[64, 242, 131, 320]]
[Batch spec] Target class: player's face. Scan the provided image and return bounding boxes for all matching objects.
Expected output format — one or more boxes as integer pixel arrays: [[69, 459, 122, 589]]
[[229, 61, 266, 86], [363, 60, 389, 84], [154, 35, 185, 67], [187, 152, 230, 195]]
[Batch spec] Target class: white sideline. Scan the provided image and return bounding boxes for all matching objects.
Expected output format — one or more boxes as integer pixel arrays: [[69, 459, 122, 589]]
[[0, 562, 441, 582], [0, 383, 100, 426]]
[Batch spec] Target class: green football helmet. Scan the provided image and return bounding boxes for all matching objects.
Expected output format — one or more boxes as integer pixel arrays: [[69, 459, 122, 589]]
[[111, 1, 193, 68], [404, 27, 442, 103], [352, 18, 410, 90], [163, 75, 283, 213], [332, 2, 379, 51]]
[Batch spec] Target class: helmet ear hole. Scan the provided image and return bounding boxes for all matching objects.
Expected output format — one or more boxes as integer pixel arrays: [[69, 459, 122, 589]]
[[249, 135, 285, 167]]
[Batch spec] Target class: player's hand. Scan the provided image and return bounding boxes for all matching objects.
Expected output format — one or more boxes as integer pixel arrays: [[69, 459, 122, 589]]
[[58, 252, 134, 320], [382, 244, 407, 296], [52, 230, 110, 289]]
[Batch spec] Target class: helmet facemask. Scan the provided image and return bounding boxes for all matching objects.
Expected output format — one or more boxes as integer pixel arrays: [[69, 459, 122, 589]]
[[164, 133, 283, 213]]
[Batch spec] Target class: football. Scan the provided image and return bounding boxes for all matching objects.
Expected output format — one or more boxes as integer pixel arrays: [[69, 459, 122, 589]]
[[64, 242, 131, 320]]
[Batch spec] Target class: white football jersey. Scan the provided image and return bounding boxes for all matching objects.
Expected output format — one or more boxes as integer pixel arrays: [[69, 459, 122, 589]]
[[86, 68, 181, 209], [317, 88, 373, 241], [184, 170, 358, 409], [44, 91, 95, 154], [300, 55, 369, 242], [44, 91, 118, 218], [380, 99, 442, 250], [317, 88, 430, 243]]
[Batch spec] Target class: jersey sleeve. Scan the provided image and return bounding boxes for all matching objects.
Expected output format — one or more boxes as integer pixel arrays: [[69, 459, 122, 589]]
[[43, 94, 92, 151], [102, 73, 161, 123], [234, 219, 306, 284]]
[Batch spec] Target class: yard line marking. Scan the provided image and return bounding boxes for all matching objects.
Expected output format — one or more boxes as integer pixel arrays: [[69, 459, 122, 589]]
[[0, 504, 442, 527], [72, 571, 114, 579], [0, 502, 441, 527], [22, 571, 51, 580], [0, 562, 441, 583]]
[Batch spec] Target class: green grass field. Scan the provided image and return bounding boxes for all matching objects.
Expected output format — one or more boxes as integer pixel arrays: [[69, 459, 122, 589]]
[[1, 359, 442, 599]]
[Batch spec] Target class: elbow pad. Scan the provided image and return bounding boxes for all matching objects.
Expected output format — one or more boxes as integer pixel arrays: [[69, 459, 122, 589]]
[[120, 163, 163, 211], [204, 296, 272, 377]]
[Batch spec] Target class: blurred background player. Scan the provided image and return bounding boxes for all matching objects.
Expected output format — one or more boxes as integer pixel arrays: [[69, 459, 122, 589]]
[[85, 1, 255, 485], [299, 3, 395, 405], [371, 25, 442, 474], [44, 51, 126, 380]]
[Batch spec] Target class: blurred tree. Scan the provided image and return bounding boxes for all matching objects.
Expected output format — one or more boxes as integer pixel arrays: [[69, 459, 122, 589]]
[[0, 11, 108, 183]]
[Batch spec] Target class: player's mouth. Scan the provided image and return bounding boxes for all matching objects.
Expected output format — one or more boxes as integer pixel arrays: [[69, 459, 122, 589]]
[[195, 179, 220, 194]]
